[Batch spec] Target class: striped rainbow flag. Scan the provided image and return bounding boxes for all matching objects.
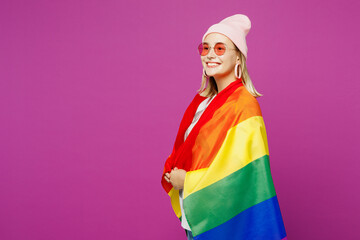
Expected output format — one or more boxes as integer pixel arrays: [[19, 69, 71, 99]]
[[161, 80, 287, 240]]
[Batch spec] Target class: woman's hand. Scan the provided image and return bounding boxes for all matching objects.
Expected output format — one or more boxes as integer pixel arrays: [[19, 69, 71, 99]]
[[164, 167, 186, 190]]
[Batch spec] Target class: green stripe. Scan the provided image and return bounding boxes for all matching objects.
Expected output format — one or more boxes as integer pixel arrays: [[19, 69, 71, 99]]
[[183, 155, 276, 235]]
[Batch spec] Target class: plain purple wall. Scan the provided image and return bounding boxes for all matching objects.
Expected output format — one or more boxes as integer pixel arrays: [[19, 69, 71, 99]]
[[1, 0, 359, 239]]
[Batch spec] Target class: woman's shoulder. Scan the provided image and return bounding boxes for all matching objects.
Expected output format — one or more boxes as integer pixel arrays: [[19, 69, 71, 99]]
[[231, 86, 262, 116], [198, 89, 211, 97], [232, 85, 258, 103], [199, 91, 207, 97]]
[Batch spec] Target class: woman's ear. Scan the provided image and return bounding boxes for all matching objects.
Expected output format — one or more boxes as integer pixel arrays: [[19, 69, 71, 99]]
[[236, 51, 241, 63]]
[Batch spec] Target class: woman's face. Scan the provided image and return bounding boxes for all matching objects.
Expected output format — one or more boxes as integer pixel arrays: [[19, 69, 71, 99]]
[[201, 33, 240, 79]]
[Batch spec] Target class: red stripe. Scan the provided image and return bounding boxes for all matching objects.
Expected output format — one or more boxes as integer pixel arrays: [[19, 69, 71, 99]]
[[161, 79, 243, 193], [162, 93, 206, 193]]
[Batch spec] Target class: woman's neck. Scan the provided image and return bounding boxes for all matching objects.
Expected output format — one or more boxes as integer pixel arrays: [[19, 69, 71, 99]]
[[214, 73, 237, 93]]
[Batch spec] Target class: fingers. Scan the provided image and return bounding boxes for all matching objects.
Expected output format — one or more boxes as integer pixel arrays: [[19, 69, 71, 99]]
[[164, 167, 181, 184], [164, 173, 170, 183]]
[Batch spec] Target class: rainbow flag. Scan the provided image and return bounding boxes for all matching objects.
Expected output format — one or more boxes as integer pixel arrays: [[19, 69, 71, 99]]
[[161, 79, 287, 240]]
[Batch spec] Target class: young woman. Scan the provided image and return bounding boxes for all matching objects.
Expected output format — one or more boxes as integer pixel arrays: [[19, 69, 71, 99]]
[[161, 14, 287, 240]]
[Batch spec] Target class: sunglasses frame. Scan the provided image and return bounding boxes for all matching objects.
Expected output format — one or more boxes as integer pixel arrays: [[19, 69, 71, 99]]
[[198, 42, 237, 56]]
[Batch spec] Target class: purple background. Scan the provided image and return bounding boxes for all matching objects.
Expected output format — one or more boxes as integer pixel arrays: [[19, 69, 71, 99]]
[[1, 0, 359, 239]]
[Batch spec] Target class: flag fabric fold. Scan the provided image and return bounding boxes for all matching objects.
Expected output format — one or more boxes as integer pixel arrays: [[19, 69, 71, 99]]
[[161, 79, 287, 239]]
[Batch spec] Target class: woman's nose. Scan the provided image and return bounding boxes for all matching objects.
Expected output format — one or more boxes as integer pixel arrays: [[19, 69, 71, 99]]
[[207, 47, 216, 58]]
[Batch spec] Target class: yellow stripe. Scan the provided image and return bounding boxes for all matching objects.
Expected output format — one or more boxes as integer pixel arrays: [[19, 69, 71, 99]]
[[183, 116, 269, 199], [168, 187, 181, 218], [183, 168, 209, 197]]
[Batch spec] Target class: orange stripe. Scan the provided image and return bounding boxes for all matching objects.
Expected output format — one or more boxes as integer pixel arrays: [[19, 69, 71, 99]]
[[190, 86, 262, 171]]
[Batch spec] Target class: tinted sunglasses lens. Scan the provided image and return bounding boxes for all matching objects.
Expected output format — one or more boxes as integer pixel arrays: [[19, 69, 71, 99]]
[[198, 43, 209, 56], [214, 43, 226, 56]]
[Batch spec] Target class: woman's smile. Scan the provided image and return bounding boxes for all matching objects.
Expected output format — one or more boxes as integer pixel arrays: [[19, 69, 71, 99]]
[[206, 62, 221, 68]]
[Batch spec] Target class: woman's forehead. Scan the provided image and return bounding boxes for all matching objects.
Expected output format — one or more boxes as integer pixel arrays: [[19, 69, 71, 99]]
[[203, 33, 232, 45]]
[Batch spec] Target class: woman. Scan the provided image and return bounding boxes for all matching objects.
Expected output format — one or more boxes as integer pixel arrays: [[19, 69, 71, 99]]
[[161, 14, 287, 240]]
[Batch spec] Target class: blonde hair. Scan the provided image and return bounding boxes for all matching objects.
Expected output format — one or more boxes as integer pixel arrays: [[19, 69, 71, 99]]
[[197, 49, 263, 98]]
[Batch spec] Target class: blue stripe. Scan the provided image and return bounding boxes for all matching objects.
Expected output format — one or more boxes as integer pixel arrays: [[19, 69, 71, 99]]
[[194, 195, 287, 240]]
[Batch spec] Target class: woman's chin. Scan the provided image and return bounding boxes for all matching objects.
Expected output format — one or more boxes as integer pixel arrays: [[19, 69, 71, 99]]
[[205, 69, 219, 77]]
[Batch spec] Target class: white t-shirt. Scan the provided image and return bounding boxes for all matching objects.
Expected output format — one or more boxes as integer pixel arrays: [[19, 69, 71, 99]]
[[179, 94, 216, 230]]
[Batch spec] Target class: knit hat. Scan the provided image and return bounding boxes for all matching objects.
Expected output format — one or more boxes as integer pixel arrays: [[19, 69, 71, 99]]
[[202, 14, 251, 59]]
